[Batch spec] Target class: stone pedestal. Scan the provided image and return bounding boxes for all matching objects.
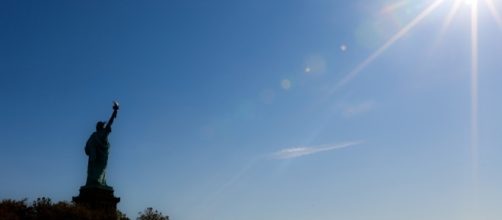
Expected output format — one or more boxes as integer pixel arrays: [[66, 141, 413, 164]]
[[73, 186, 120, 212]]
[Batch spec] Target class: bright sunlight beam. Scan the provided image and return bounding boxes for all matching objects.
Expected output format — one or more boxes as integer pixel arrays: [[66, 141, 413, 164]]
[[468, 1, 482, 215], [470, 0, 480, 185]]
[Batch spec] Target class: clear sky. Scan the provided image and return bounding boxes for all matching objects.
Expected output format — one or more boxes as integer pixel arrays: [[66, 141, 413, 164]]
[[1, 0, 502, 219]]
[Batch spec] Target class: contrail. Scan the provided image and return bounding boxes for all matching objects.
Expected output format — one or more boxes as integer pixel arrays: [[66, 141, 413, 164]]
[[271, 141, 363, 160]]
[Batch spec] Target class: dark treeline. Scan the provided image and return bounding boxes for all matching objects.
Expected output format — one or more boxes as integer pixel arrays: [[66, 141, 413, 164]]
[[0, 197, 168, 220]]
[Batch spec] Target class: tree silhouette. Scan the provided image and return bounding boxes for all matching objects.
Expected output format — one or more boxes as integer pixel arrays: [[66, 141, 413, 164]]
[[137, 207, 169, 220], [0, 198, 139, 220]]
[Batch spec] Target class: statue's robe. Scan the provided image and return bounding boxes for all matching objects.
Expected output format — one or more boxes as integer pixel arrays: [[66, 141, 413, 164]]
[[85, 127, 111, 187]]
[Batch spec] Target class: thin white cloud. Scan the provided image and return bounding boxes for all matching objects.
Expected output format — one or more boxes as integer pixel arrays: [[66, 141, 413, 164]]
[[271, 141, 363, 160], [342, 101, 375, 118]]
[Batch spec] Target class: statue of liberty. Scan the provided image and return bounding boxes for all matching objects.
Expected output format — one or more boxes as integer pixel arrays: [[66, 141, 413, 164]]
[[85, 101, 119, 189]]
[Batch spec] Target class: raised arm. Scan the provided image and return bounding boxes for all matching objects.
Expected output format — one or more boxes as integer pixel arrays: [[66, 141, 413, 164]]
[[105, 101, 119, 131]]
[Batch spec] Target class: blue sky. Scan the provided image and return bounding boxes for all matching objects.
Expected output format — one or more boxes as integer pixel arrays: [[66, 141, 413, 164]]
[[1, 0, 502, 219]]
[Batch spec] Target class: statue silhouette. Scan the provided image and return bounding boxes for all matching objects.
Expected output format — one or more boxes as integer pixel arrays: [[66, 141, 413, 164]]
[[85, 102, 119, 189]]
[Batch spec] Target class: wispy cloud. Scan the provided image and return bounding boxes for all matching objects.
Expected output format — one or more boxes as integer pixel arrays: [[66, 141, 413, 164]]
[[270, 141, 363, 160], [342, 101, 375, 118]]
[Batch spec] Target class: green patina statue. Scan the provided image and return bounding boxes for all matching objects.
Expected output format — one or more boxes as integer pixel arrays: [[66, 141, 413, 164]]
[[85, 101, 119, 189]]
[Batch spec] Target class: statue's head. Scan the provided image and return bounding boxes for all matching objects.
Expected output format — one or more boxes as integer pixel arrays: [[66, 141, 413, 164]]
[[96, 121, 106, 131]]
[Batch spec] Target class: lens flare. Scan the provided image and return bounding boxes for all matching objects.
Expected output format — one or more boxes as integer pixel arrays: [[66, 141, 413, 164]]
[[281, 79, 292, 90], [332, 0, 444, 91]]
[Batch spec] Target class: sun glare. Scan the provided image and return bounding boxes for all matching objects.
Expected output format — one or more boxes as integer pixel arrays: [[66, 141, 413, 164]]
[[329, 0, 502, 213], [465, 0, 478, 5], [485, 0, 502, 26], [334, 0, 502, 91]]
